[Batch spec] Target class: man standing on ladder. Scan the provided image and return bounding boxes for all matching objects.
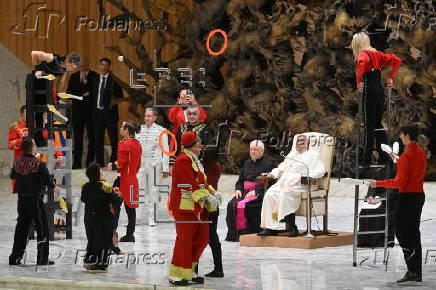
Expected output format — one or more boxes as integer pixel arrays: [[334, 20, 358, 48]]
[[370, 125, 427, 284]]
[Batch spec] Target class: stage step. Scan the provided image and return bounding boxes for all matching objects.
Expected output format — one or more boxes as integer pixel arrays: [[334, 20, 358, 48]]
[[240, 232, 353, 249]]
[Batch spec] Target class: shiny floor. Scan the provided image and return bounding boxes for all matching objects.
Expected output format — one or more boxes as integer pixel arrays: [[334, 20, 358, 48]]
[[0, 177, 436, 290]]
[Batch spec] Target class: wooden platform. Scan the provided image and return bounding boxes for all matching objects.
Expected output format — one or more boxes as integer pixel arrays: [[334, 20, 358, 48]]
[[239, 232, 353, 249]]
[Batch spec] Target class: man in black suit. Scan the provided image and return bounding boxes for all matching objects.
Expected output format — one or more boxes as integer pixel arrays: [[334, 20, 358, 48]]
[[67, 58, 98, 169], [92, 58, 123, 167]]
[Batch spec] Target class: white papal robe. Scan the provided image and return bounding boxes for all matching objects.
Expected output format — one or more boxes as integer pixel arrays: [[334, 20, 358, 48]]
[[260, 149, 326, 230]]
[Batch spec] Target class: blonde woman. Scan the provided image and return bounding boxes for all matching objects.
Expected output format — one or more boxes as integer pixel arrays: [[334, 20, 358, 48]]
[[351, 32, 401, 166]]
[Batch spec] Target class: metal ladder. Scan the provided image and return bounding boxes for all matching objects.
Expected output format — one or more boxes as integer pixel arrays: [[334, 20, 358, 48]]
[[25, 73, 73, 240], [352, 87, 392, 270]]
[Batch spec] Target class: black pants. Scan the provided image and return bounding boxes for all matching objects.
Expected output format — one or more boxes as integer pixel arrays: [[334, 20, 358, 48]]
[[208, 211, 223, 272], [26, 75, 49, 147], [94, 109, 118, 166], [395, 193, 425, 273], [10, 196, 49, 265], [72, 107, 95, 168], [361, 70, 387, 165], [113, 202, 136, 236], [84, 212, 113, 269]]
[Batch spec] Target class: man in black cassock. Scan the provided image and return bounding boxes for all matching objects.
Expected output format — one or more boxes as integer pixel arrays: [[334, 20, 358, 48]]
[[225, 140, 274, 241]]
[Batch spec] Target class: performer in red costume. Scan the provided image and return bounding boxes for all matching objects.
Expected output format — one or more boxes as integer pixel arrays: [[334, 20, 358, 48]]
[[351, 32, 401, 166], [9, 106, 29, 160], [8, 106, 29, 194], [108, 121, 142, 243], [168, 89, 207, 134], [168, 131, 219, 286], [370, 125, 427, 284]]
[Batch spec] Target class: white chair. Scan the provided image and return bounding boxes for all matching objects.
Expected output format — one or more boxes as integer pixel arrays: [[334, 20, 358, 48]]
[[294, 132, 335, 235]]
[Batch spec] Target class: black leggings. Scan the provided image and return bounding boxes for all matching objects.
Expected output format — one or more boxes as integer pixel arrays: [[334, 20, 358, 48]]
[[361, 69, 387, 165], [113, 202, 136, 236], [208, 211, 223, 272]]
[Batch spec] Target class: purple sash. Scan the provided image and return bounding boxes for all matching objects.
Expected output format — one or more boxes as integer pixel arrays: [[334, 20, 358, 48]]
[[235, 181, 262, 230], [243, 181, 261, 193]]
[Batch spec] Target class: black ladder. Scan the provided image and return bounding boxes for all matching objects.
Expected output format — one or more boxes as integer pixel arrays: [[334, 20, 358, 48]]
[[25, 73, 73, 240]]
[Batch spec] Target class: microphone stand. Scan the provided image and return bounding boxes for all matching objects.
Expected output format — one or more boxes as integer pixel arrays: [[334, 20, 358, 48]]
[[280, 151, 314, 238]]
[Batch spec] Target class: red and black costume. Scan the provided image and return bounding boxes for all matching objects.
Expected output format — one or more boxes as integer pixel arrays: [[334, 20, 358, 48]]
[[112, 137, 142, 238], [355, 50, 401, 165], [168, 132, 217, 283], [9, 153, 56, 266], [376, 141, 427, 275]]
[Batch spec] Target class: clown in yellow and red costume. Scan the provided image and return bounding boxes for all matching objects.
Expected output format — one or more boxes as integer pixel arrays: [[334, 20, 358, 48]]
[[168, 131, 219, 286]]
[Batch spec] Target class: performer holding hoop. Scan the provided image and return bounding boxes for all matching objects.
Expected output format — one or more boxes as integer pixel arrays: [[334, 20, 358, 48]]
[[351, 32, 401, 166]]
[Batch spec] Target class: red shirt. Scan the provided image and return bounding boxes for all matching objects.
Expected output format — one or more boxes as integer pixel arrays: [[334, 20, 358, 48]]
[[376, 142, 427, 193], [8, 121, 28, 159], [116, 137, 142, 176], [168, 107, 207, 133], [356, 50, 402, 84], [116, 137, 142, 208]]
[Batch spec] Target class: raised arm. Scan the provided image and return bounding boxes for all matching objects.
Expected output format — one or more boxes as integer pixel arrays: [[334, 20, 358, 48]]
[[31, 51, 54, 66]]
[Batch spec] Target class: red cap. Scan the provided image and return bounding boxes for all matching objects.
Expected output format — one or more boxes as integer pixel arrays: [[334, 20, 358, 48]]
[[181, 131, 199, 147]]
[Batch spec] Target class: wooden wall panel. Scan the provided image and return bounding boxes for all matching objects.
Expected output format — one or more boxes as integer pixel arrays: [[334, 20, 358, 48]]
[[0, 0, 197, 124]]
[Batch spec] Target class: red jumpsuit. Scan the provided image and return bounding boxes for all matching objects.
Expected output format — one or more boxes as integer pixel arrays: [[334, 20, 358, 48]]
[[8, 121, 28, 193], [168, 149, 216, 281], [115, 137, 142, 208]]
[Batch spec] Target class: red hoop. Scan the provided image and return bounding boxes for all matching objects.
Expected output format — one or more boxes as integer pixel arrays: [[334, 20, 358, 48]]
[[206, 29, 228, 56], [159, 130, 177, 156]]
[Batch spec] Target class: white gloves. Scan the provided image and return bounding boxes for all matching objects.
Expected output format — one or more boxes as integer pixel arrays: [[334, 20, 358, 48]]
[[206, 194, 218, 209]]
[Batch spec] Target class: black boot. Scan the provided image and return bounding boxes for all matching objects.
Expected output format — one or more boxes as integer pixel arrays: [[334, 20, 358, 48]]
[[284, 214, 298, 237], [9, 256, 22, 266], [169, 279, 189, 286], [289, 225, 299, 237], [120, 235, 135, 242], [205, 269, 224, 278], [396, 271, 422, 283], [257, 229, 278, 236], [191, 264, 204, 284]]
